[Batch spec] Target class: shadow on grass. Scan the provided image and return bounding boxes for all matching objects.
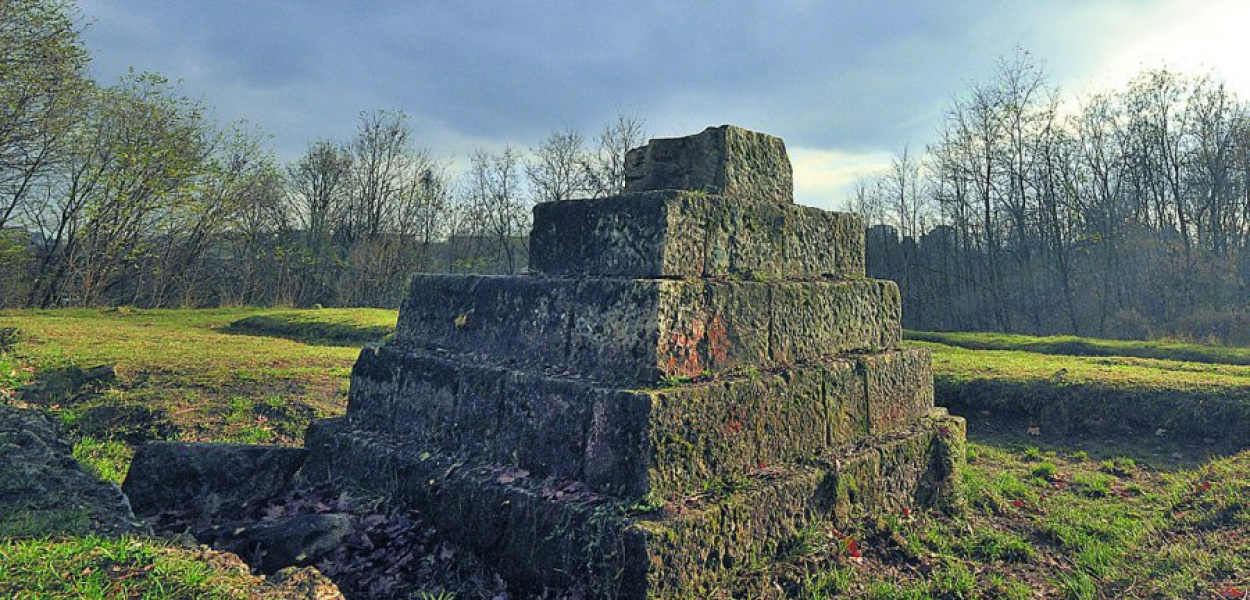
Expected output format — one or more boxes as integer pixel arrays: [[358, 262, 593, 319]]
[[220, 313, 393, 348], [961, 412, 1245, 472]]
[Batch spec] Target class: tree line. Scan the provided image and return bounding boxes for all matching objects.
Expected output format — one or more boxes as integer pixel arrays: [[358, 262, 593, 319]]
[[1, 0, 645, 308], [6, 3, 1245, 343], [851, 51, 1249, 345]]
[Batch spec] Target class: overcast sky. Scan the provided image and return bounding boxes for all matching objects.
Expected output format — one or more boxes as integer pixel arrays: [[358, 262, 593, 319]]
[[76, 0, 1249, 210]]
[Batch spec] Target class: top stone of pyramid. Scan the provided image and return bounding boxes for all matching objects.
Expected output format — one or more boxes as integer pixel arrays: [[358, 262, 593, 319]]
[[623, 125, 793, 206]]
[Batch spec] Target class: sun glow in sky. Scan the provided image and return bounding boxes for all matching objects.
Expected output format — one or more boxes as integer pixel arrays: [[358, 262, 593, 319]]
[[1096, 0, 1250, 95], [77, 0, 1249, 210]]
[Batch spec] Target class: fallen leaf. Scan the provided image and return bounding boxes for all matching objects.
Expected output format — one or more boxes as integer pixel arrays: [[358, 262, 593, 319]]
[[845, 538, 862, 558], [496, 467, 529, 485]]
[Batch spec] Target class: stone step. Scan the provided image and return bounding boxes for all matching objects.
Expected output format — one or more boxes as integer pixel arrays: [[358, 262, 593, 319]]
[[302, 412, 965, 599], [347, 345, 933, 498], [529, 191, 864, 280], [397, 275, 901, 385]]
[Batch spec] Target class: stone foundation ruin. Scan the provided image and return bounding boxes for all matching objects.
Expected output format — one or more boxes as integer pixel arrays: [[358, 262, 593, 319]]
[[303, 125, 965, 598]]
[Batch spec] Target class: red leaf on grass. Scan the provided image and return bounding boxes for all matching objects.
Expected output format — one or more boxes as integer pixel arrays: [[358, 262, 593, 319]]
[[845, 538, 862, 558], [1217, 587, 1246, 600], [1012, 499, 1025, 508]]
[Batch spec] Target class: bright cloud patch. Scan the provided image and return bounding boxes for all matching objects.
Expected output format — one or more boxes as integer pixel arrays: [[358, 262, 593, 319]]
[[789, 147, 893, 211]]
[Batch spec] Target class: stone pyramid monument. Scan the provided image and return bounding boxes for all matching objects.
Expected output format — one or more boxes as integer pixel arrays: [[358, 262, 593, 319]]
[[305, 125, 965, 598]]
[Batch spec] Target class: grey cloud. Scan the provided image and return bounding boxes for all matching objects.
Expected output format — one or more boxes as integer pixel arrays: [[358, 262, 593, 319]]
[[77, 0, 1198, 176]]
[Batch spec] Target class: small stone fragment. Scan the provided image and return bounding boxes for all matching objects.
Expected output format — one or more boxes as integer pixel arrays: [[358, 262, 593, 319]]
[[195, 513, 352, 574]]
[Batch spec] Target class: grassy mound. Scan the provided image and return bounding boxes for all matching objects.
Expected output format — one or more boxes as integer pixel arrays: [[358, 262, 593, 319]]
[[223, 308, 396, 347], [908, 330, 1250, 366], [913, 339, 1250, 442]]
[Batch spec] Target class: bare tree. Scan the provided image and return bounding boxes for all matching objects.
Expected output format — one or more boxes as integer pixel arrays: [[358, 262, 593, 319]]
[[586, 111, 646, 198], [464, 147, 528, 273], [287, 139, 351, 305], [526, 128, 590, 203], [343, 110, 414, 244]]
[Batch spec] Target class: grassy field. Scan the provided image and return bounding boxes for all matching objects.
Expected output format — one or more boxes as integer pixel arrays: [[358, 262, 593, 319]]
[[1, 310, 1246, 599], [0, 307, 396, 480]]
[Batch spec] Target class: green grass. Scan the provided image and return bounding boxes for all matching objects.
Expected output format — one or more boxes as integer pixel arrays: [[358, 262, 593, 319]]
[[0, 536, 301, 599], [0, 308, 398, 599], [0, 307, 398, 445], [912, 339, 1249, 391], [907, 330, 1250, 366], [3, 310, 1247, 599], [770, 444, 1249, 599], [71, 437, 133, 485]]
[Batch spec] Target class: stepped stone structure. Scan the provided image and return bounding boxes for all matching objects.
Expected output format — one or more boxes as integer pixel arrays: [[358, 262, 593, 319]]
[[304, 125, 965, 598]]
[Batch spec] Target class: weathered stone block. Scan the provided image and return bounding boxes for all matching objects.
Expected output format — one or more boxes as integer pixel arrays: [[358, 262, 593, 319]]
[[624, 125, 793, 206], [303, 412, 964, 599], [396, 275, 902, 384], [770, 280, 902, 363], [347, 346, 602, 484], [346, 345, 932, 499], [123, 442, 307, 519], [529, 191, 864, 279], [0, 404, 148, 536], [862, 348, 934, 434]]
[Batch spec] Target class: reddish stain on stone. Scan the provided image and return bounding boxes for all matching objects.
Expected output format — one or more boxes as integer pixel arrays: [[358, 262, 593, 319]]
[[661, 318, 706, 378], [706, 312, 730, 367]]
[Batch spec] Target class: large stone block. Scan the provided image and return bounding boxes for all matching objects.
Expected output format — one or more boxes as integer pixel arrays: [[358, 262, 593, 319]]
[[529, 191, 864, 279], [303, 412, 964, 599], [769, 280, 902, 362], [623, 125, 793, 206], [123, 442, 307, 519], [396, 275, 901, 384], [861, 349, 934, 434], [346, 345, 932, 499], [346, 346, 603, 485]]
